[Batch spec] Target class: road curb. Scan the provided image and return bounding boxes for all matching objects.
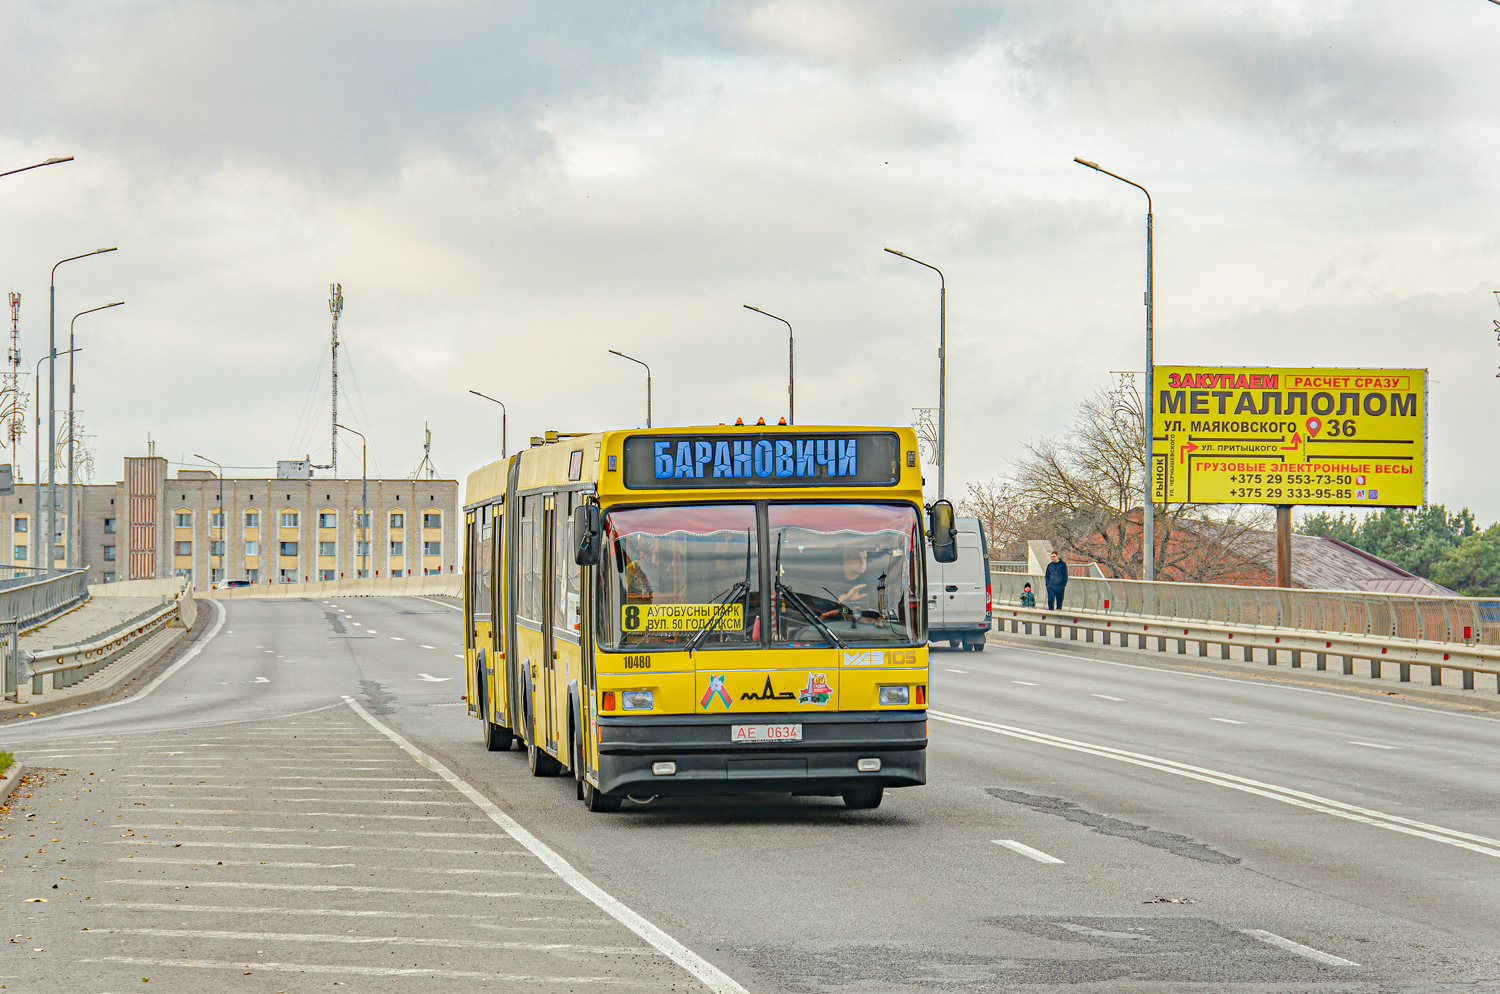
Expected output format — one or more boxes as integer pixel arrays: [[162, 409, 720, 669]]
[[0, 761, 24, 804], [0, 627, 186, 721], [987, 631, 1500, 714]]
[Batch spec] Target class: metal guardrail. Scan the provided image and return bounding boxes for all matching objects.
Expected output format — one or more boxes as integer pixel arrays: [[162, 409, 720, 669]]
[[991, 571, 1500, 646], [0, 569, 89, 632], [4, 579, 193, 700], [995, 603, 1500, 694]]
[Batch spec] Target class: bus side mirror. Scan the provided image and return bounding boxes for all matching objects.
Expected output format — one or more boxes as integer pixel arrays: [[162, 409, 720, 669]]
[[573, 505, 602, 566], [928, 500, 958, 563]]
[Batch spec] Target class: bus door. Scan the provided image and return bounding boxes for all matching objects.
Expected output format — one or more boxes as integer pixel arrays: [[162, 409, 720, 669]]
[[472, 506, 496, 721], [541, 495, 558, 755], [464, 510, 478, 718]]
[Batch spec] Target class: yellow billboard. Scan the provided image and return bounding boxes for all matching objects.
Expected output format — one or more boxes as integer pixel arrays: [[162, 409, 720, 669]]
[[1152, 366, 1427, 507]]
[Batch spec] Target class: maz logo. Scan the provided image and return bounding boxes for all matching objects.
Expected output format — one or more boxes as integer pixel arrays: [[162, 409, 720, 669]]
[[842, 650, 884, 667]]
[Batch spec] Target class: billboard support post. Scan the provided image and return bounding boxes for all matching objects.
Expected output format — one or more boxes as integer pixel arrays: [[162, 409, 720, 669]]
[[1276, 505, 1293, 588]]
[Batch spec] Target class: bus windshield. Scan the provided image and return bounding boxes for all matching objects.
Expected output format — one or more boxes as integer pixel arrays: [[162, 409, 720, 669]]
[[599, 502, 924, 650], [769, 503, 923, 647], [602, 504, 760, 650]]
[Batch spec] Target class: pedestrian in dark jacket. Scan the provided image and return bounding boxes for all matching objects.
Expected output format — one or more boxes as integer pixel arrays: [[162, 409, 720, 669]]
[[1044, 551, 1068, 609]]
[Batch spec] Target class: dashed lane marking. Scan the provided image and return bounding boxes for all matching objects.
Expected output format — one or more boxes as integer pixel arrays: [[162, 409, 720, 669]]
[[944, 668, 968, 673], [992, 839, 1065, 864], [933, 708, 1500, 859], [1012, 680, 1039, 686], [108, 928, 653, 955], [1210, 718, 1246, 724], [111, 902, 603, 926], [344, 696, 750, 994], [106, 879, 575, 900], [1243, 929, 1359, 966], [1348, 741, 1398, 750], [75, 957, 643, 984], [391, 636, 406, 641], [1091, 694, 1125, 702], [114, 840, 525, 856]]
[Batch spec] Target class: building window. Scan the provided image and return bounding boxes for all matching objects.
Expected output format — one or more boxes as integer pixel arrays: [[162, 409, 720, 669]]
[[424, 541, 442, 557], [53, 546, 64, 561], [319, 512, 337, 528], [390, 512, 404, 529], [280, 511, 298, 528], [175, 541, 192, 556], [423, 513, 441, 530], [102, 517, 114, 534], [280, 542, 298, 557], [175, 512, 192, 528], [245, 510, 260, 528], [318, 541, 335, 556], [391, 569, 404, 577], [209, 511, 224, 528], [13, 545, 25, 561], [279, 569, 298, 582], [209, 541, 225, 556], [244, 541, 260, 556], [103, 546, 116, 561], [246, 569, 259, 583], [390, 541, 404, 556], [425, 567, 440, 575], [14, 517, 27, 533], [103, 572, 116, 583], [211, 568, 224, 583], [319, 569, 335, 581], [355, 511, 370, 528], [355, 541, 370, 556]]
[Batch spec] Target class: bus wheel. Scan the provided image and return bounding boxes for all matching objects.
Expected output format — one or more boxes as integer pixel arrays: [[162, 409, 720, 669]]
[[842, 787, 883, 809], [582, 779, 622, 812], [483, 721, 513, 752], [528, 739, 562, 777]]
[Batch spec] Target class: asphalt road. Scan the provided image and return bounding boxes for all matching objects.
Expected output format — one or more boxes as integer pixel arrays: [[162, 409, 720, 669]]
[[1, 595, 1497, 993]]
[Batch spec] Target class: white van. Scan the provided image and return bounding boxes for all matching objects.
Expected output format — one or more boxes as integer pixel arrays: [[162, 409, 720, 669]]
[[927, 516, 991, 651]]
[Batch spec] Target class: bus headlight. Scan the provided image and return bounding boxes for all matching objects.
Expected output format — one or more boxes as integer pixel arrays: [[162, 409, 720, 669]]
[[878, 685, 909, 706], [622, 690, 654, 711], [652, 761, 677, 776]]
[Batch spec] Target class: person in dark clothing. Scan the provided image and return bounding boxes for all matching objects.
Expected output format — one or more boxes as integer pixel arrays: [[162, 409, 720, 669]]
[[1044, 551, 1068, 609]]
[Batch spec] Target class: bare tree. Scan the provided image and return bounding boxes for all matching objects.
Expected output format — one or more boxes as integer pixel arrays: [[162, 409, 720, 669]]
[[1006, 380, 1267, 581]]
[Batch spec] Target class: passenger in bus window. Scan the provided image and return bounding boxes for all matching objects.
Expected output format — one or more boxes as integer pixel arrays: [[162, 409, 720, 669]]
[[822, 545, 884, 621]]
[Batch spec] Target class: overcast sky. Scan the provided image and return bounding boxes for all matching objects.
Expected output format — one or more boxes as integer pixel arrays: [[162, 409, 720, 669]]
[[2, 1, 1498, 520]]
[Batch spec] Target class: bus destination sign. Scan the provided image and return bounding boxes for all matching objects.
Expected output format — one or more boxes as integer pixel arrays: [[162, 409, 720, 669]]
[[622, 432, 901, 489]]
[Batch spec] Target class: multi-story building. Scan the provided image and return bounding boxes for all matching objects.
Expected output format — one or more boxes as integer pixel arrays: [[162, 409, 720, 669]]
[[4, 454, 460, 586]]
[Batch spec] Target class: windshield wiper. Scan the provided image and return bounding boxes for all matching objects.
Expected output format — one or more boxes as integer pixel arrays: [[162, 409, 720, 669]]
[[686, 530, 753, 655]]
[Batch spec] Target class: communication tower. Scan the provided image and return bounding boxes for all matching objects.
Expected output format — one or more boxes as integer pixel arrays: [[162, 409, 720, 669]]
[[411, 423, 439, 480], [329, 283, 344, 475]]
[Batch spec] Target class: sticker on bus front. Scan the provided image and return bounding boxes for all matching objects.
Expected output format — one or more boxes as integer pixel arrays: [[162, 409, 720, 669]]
[[622, 603, 744, 632]]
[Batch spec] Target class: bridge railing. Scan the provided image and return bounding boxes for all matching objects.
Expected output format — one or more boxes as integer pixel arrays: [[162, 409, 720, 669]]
[[990, 571, 1500, 646]]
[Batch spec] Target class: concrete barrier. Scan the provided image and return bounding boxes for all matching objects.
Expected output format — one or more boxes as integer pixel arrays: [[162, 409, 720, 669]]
[[204, 575, 460, 600]]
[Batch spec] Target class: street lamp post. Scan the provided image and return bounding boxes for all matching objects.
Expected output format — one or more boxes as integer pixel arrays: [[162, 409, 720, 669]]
[[66, 301, 123, 569], [32, 348, 78, 571], [0, 156, 73, 179], [48, 247, 117, 575], [468, 390, 508, 459], [883, 248, 946, 499], [1074, 157, 1155, 582], [335, 424, 368, 578], [193, 454, 224, 586], [742, 305, 794, 425], [607, 350, 652, 428]]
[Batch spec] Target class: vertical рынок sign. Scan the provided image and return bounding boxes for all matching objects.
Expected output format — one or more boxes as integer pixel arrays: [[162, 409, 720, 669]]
[[1152, 366, 1427, 507]]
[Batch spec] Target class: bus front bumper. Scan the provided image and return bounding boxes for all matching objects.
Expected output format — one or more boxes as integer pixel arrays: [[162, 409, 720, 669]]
[[594, 711, 926, 797]]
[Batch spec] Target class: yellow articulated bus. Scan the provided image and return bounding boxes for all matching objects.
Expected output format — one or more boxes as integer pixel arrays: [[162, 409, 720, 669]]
[[463, 423, 957, 812]]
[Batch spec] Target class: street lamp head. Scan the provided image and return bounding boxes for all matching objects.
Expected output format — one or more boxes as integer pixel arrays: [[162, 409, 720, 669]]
[[95, 247, 118, 255], [883, 247, 908, 259], [45, 156, 74, 165], [1074, 157, 1100, 170]]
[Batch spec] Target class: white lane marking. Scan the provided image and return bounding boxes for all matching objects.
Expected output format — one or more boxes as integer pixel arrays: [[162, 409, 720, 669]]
[[1348, 741, 1398, 750], [344, 696, 750, 994], [136, 808, 451, 821], [107, 879, 573, 900], [417, 596, 461, 611], [366, 630, 378, 634], [273, 797, 464, 806], [421, 644, 437, 649], [417, 673, 452, 682], [1091, 694, 1125, 702], [126, 824, 511, 839], [0, 598, 226, 727], [992, 839, 1065, 864], [111, 902, 590, 926], [254, 676, 270, 683], [115, 840, 522, 856], [455, 654, 464, 659], [1243, 929, 1359, 966], [1011, 680, 1039, 686], [391, 636, 405, 641], [109, 928, 650, 955], [76, 957, 637, 984], [945, 668, 968, 673], [932, 709, 1500, 859], [1210, 718, 1246, 724], [1000, 640, 1500, 724]]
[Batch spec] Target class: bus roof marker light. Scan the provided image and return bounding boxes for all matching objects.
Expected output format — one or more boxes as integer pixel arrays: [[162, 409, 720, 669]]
[[757, 417, 766, 425]]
